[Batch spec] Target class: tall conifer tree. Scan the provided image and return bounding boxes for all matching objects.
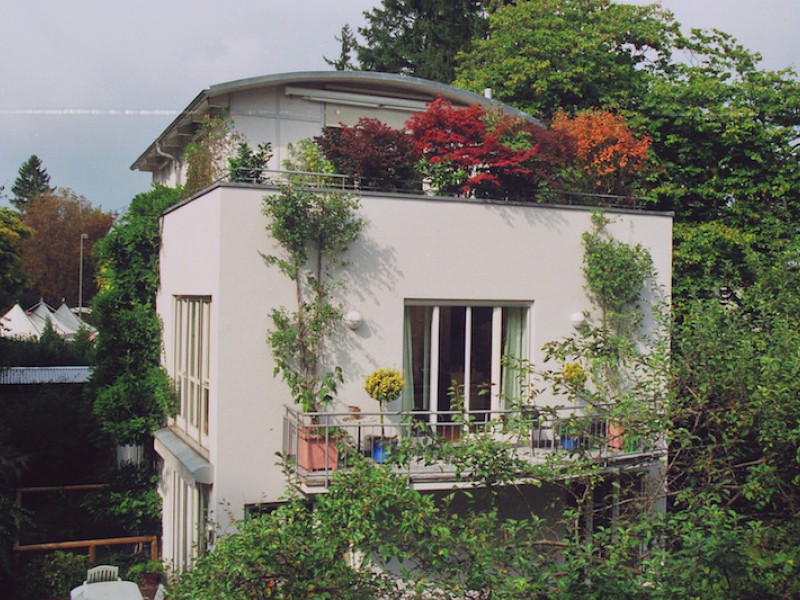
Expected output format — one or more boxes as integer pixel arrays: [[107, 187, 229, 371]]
[[352, 1, 504, 84], [11, 155, 52, 210]]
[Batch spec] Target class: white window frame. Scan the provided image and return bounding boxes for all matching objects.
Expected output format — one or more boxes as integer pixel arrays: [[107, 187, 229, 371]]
[[404, 301, 531, 424], [173, 296, 211, 448]]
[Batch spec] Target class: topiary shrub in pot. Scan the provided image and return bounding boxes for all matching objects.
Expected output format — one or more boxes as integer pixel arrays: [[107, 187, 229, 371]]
[[364, 368, 405, 463]]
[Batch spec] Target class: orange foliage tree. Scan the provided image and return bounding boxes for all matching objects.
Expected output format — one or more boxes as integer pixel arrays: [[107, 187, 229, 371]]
[[19, 189, 115, 308], [551, 109, 651, 196]]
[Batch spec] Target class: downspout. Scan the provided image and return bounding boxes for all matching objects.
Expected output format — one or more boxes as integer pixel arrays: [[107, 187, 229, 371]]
[[155, 143, 181, 186]]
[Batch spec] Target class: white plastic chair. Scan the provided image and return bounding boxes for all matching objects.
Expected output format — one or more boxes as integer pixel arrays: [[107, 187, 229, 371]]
[[85, 564, 120, 583]]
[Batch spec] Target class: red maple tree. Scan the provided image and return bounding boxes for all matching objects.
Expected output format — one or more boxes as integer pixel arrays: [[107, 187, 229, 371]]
[[315, 118, 420, 191]]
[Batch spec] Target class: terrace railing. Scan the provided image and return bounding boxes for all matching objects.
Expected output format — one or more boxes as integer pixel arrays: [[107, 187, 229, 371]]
[[224, 167, 649, 210], [282, 406, 659, 491]]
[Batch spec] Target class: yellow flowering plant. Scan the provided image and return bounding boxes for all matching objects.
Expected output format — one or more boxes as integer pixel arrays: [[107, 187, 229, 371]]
[[365, 368, 405, 404], [563, 362, 587, 388], [364, 368, 405, 436]]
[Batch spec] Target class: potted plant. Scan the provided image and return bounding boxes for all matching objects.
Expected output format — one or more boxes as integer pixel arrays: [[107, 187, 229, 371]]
[[127, 560, 165, 588], [364, 368, 405, 463], [264, 186, 363, 473]]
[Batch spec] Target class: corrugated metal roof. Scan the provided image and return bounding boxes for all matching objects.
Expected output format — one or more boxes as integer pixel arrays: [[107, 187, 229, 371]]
[[0, 366, 93, 384]]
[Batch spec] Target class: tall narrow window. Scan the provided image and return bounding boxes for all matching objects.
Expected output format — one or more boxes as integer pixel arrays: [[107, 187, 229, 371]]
[[173, 296, 211, 447], [402, 302, 530, 424]]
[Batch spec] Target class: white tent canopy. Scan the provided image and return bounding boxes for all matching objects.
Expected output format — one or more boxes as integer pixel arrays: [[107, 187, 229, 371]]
[[0, 301, 94, 341]]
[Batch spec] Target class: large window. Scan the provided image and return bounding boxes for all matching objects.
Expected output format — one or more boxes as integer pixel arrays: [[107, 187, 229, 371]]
[[173, 296, 211, 447], [168, 470, 209, 572], [402, 303, 529, 423]]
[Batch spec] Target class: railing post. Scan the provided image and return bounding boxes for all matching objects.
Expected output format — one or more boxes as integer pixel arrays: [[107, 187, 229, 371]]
[[150, 536, 158, 563], [88, 544, 96, 566]]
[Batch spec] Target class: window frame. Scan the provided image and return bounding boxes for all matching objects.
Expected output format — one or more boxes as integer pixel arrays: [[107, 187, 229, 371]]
[[173, 296, 211, 448], [403, 300, 532, 424]]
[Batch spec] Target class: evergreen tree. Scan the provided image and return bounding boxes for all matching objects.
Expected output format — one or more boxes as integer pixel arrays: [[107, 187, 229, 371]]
[[11, 155, 53, 210], [324, 24, 357, 71], [353, 0, 503, 84]]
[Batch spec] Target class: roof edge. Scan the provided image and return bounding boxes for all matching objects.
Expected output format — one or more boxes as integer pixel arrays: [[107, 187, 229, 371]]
[[131, 71, 536, 172]]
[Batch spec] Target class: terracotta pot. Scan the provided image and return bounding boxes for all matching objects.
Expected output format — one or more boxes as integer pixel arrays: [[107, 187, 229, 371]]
[[607, 420, 624, 450], [297, 428, 338, 472]]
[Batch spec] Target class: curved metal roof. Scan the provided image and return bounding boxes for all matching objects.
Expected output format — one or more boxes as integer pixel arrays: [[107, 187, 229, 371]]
[[131, 71, 536, 172]]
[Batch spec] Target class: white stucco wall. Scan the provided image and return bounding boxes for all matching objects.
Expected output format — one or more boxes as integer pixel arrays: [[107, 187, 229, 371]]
[[157, 184, 672, 529]]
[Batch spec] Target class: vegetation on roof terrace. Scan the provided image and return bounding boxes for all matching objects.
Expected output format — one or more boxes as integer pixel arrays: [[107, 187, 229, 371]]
[[183, 98, 654, 210]]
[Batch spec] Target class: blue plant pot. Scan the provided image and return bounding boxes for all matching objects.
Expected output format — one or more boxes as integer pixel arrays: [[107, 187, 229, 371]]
[[561, 436, 579, 451], [372, 438, 396, 463]]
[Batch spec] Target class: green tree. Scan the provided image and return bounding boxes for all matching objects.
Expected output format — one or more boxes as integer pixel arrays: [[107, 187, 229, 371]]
[[454, 0, 680, 118], [91, 185, 181, 444], [0, 208, 31, 312], [640, 30, 800, 223], [353, 0, 501, 84], [263, 186, 363, 412], [452, 1, 800, 224], [11, 155, 53, 210], [324, 24, 357, 71], [227, 140, 273, 184]]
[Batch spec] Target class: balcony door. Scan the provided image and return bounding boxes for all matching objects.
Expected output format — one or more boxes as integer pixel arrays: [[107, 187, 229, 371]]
[[403, 303, 529, 429]]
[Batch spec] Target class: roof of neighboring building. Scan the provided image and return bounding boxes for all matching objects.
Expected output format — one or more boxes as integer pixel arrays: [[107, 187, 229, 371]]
[[0, 366, 93, 385], [131, 71, 536, 173]]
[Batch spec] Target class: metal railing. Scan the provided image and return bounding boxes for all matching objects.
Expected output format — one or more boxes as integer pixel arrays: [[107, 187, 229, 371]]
[[283, 406, 656, 490], [224, 167, 649, 210]]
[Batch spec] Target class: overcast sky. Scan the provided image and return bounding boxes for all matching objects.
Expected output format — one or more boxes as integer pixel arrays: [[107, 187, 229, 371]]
[[2, 0, 798, 213]]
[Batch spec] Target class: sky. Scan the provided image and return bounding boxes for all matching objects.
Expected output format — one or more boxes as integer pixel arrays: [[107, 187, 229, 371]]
[[2, 0, 799, 214]]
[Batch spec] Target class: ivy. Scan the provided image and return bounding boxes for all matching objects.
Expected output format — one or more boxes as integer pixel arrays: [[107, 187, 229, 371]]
[[582, 212, 654, 335], [91, 185, 182, 444], [182, 114, 240, 199]]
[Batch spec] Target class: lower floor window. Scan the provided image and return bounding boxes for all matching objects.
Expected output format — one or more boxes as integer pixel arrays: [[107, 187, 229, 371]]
[[402, 303, 529, 420], [169, 472, 210, 572]]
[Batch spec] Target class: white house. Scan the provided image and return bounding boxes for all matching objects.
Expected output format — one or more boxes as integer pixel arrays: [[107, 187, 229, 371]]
[[136, 72, 673, 572]]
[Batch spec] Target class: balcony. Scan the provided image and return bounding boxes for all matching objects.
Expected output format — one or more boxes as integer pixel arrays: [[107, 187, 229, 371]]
[[282, 406, 661, 492]]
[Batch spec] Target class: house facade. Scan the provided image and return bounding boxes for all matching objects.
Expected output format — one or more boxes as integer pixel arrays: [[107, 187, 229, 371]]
[[136, 72, 672, 572]]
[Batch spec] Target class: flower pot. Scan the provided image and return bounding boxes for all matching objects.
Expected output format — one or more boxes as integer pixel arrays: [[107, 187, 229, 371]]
[[561, 435, 580, 451], [298, 428, 338, 472], [607, 420, 624, 450], [372, 438, 397, 463]]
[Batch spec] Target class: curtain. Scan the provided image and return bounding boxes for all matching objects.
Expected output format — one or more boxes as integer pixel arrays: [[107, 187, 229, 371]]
[[500, 307, 526, 406], [402, 306, 431, 412], [402, 307, 415, 411]]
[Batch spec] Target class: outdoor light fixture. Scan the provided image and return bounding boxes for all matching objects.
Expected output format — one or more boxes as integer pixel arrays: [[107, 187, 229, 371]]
[[343, 310, 364, 330], [570, 312, 587, 330]]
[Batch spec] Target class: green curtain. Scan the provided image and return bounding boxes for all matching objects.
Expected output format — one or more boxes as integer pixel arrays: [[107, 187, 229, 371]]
[[500, 307, 526, 406], [402, 307, 415, 411]]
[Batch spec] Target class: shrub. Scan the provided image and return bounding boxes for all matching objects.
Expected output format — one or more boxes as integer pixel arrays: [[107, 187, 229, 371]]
[[315, 118, 420, 192]]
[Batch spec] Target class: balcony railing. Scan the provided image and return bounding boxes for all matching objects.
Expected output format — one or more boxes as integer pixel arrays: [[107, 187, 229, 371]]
[[224, 167, 649, 210], [282, 406, 659, 491]]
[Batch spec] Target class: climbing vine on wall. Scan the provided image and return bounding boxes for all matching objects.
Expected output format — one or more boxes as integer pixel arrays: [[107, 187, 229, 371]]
[[263, 185, 364, 412]]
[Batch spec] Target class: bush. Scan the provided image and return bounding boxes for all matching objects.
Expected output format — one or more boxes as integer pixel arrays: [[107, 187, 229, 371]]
[[14, 551, 87, 600], [315, 118, 420, 192]]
